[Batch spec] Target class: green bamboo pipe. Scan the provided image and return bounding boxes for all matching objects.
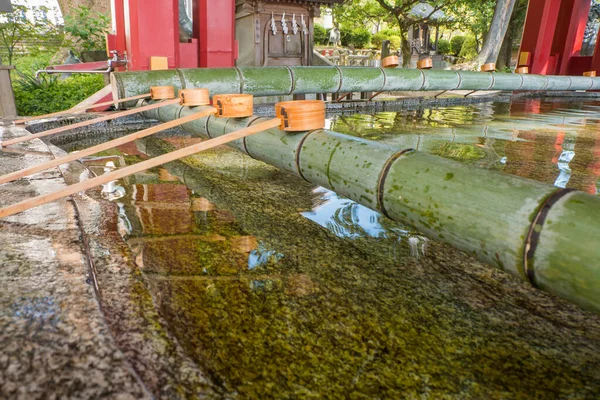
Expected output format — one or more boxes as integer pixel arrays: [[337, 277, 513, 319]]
[[139, 101, 600, 313], [111, 67, 600, 107]]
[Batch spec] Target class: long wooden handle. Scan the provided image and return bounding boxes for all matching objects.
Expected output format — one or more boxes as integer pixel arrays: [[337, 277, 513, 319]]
[[0, 108, 217, 186], [0, 118, 281, 219], [13, 93, 151, 125], [2, 98, 180, 147]]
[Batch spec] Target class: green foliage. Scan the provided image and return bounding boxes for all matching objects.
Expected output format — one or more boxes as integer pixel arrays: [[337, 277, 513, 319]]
[[459, 36, 478, 60], [313, 24, 328, 45], [371, 32, 387, 48], [446, 0, 495, 45], [0, 4, 63, 65], [339, 27, 372, 48], [350, 28, 372, 48], [388, 35, 401, 50], [64, 6, 110, 51], [437, 38, 451, 55], [371, 28, 401, 48], [333, 0, 390, 32], [450, 35, 466, 56], [14, 73, 105, 116]]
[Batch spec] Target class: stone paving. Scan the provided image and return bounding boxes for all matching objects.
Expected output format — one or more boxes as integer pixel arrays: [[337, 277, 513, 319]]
[[0, 121, 150, 399]]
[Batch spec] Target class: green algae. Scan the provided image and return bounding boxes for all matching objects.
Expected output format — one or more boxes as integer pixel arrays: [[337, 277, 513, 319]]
[[118, 136, 600, 399]]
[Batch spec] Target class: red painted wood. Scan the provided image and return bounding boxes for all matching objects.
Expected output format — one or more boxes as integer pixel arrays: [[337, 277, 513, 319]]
[[519, 0, 563, 74], [124, 0, 180, 70], [567, 55, 592, 76], [554, 0, 591, 75], [88, 92, 115, 112], [195, 0, 236, 67], [110, 0, 127, 55], [179, 39, 199, 68]]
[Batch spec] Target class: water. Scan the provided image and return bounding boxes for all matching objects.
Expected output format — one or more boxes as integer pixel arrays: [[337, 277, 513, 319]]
[[329, 98, 600, 195], [63, 98, 600, 398]]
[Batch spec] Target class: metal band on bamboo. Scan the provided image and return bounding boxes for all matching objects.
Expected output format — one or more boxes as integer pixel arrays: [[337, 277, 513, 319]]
[[523, 188, 576, 288], [417, 58, 433, 69], [150, 86, 176, 99], [515, 66, 529, 74], [213, 94, 253, 118], [583, 71, 596, 77], [382, 56, 399, 69], [179, 88, 210, 106], [480, 63, 496, 72], [275, 100, 326, 132]]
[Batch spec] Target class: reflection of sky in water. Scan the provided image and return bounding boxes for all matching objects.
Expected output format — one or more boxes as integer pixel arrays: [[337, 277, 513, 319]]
[[248, 243, 284, 270], [301, 187, 409, 239]]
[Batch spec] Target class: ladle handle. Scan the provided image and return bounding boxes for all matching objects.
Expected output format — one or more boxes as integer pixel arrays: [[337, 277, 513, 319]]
[[0, 118, 281, 218]]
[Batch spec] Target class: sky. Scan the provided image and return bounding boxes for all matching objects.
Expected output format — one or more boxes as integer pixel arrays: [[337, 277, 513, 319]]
[[17, 0, 62, 22]]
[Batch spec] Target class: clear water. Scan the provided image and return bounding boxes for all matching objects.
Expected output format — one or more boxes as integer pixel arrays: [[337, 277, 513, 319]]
[[71, 98, 600, 398], [329, 98, 600, 195]]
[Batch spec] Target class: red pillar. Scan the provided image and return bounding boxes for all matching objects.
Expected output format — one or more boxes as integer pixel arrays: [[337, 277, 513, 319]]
[[554, 0, 591, 75], [110, 0, 126, 56], [518, 0, 563, 75], [194, 0, 236, 67], [123, 0, 180, 70]]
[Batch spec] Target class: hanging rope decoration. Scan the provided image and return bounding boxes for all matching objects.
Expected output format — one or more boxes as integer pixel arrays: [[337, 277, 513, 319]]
[[150, 85, 176, 99], [480, 63, 496, 72], [382, 56, 399, 69], [213, 94, 254, 118], [275, 100, 326, 132], [179, 88, 211, 106]]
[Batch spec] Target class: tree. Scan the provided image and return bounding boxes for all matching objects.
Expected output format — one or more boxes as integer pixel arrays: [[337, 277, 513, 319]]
[[0, 4, 61, 65], [446, 0, 496, 52], [373, 0, 455, 67], [477, 0, 518, 66], [496, 0, 527, 70], [333, 0, 392, 33]]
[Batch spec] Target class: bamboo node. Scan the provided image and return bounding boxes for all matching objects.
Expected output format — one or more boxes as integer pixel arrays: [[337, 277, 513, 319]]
[[275, 100, 326, 132], [150, 86, 176, 100], [213, 94, 254, 118], [179, 88, 210, 106]]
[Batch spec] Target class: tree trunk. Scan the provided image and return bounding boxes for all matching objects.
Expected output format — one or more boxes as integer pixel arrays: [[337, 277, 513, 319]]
[[477, 0, 518, 66], [398, 21, 411, 68], [497, 25, 513, 70]]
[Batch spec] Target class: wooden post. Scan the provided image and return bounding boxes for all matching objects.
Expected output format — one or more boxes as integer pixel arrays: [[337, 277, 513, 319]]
[[0, 64, 16, 117], [0, 118, 281, 219], [0, 107, 217, 185]]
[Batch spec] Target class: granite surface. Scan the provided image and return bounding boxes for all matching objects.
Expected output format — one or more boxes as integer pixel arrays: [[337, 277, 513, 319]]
[[0, 122, 150, 399]]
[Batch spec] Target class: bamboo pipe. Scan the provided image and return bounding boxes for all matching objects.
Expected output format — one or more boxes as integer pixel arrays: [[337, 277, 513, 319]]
[[142, 102, 600, 313], [0, 118, 281, 219], [0, 98, 181, 148], [111, 67, 600, 99], [0, 108, 218, 186], [13, 92, 151, 125]]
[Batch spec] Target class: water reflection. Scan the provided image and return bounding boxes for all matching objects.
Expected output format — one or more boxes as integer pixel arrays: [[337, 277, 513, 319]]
[[330, 99, 600, 194], [301, 186, 409, 239]]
